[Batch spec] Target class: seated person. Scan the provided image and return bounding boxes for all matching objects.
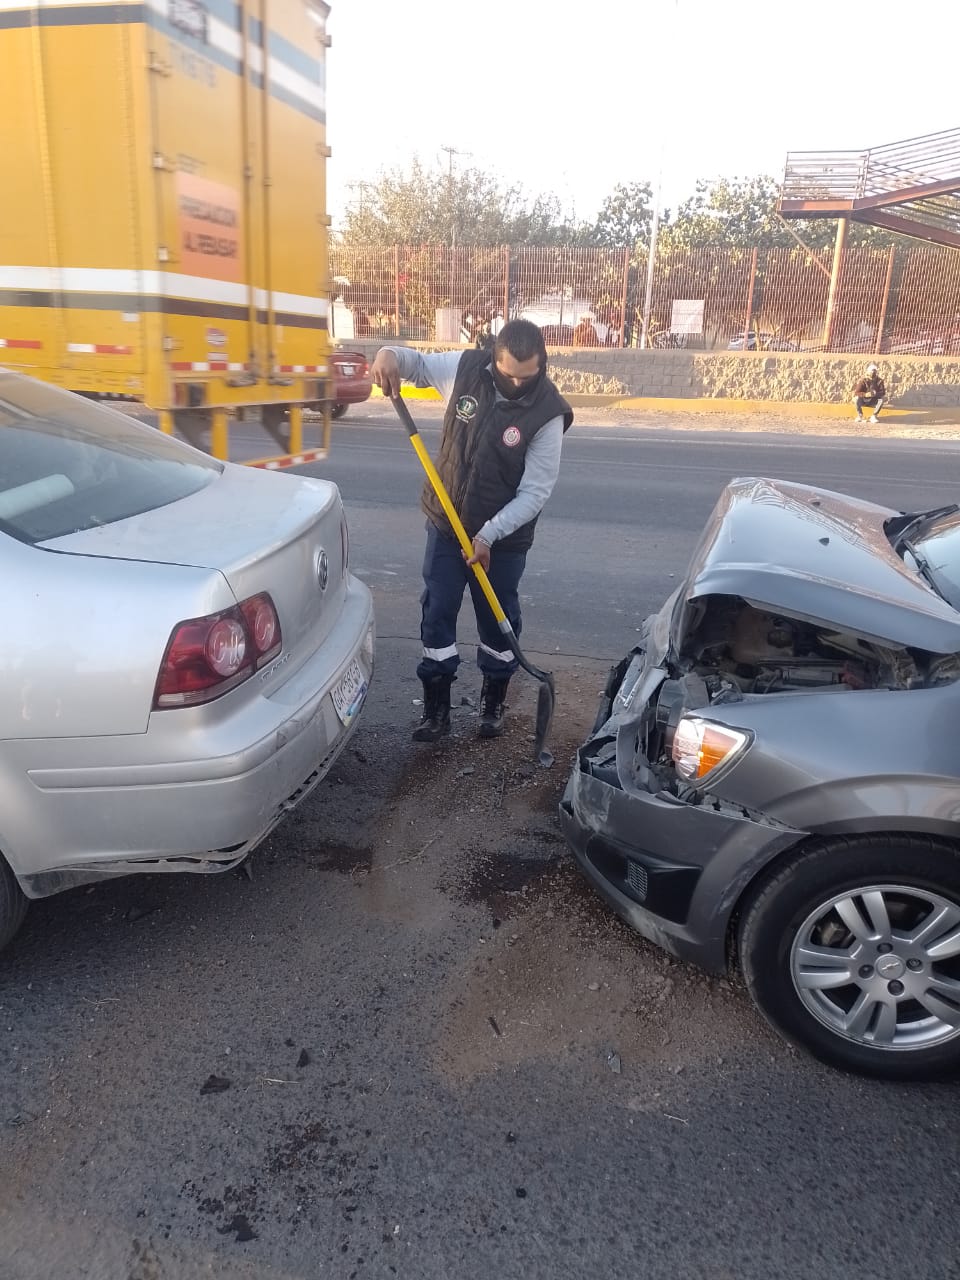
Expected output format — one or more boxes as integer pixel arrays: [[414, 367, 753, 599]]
[[853, 363, 887, 424]]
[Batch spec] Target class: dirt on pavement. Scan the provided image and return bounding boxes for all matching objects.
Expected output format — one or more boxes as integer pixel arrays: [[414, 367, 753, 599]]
[[319, 661, 774, 1099]]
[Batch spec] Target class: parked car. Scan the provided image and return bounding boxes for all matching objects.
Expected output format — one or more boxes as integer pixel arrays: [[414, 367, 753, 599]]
[[561, 476, 960, 1079], [330, 349, 372, 418], [0, 370, 374, 952], [651, 330, 699, 349], [880, 329, 960, 357], [727, 331, 799, 352]]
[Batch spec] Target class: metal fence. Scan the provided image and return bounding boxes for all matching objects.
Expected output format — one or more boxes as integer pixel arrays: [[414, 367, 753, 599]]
[[329, 242, 960, 356]]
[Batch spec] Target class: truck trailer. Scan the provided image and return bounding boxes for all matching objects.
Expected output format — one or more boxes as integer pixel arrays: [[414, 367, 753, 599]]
[[0, 0, 333, 465]]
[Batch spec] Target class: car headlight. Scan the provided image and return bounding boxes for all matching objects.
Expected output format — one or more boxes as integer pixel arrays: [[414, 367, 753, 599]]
[[671, 716, 750, 783]]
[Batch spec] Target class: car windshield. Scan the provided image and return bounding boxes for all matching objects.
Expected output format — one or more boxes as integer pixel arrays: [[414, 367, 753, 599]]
[[0, 375, 219, 545], [909, 508, 960, 609]]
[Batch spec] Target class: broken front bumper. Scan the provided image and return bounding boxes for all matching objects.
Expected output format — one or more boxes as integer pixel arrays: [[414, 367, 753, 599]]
[[559, 653, 803, 973]]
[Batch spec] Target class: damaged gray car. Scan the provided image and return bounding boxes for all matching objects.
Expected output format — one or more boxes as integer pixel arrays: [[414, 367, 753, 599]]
[[561, 476, 960, 1079]]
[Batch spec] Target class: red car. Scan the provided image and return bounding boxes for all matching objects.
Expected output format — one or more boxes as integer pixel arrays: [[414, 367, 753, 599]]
[[329, 350, 372, 419]]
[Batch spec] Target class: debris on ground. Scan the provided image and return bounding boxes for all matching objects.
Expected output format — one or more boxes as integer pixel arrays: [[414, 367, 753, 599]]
[[217, 1212, 257, 1242], [124, 904, 159, 924], [200, 1074, 232, 1095]]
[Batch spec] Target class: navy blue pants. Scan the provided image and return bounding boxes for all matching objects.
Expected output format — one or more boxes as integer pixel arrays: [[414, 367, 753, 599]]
[[416, 522, 527, 681]]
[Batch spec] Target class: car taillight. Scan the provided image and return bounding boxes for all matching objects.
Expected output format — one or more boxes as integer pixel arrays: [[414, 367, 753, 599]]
[[206, 617, 247, 676], [154, 593, 282, 709], [241, 593, 280, 656], [361, 358, 368, 376]]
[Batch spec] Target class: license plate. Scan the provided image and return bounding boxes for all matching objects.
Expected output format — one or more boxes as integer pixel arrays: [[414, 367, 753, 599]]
[[340, 363, 356, 376], [332, 658, 367, 725]]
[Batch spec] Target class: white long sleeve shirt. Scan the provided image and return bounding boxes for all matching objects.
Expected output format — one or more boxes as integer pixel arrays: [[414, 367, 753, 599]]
[[385, 347, 564, 547]]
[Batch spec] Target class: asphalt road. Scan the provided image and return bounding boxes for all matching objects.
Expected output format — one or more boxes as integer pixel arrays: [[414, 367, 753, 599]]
[[318, 402, 960, 658], [2, 408, 959, 1280]]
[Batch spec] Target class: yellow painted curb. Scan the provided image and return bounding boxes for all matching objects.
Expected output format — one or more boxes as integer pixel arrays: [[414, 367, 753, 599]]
[[608, 396, 960, 424], [370, 385, 441, 401], [371, 386, 619, 409]]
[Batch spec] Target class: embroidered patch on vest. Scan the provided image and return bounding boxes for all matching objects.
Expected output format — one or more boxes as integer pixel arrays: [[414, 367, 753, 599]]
[[501, 426, 522, 447], [455, 395, 479, 422]]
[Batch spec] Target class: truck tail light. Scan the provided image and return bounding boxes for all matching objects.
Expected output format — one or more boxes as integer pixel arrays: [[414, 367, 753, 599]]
[[154, 593, 282, 708]]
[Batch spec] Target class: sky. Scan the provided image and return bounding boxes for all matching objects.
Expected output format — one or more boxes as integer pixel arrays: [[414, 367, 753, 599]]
[[325, 0, 957, 230]]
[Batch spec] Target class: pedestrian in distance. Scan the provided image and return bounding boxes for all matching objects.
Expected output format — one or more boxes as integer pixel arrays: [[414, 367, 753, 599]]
[[853, 363, 887, 424], [370, 320, 573, 744]]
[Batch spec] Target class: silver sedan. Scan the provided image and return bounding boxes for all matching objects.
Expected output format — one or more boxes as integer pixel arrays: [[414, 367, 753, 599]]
[[0, 371, 374, 951], [562, 476, 960, 1080]]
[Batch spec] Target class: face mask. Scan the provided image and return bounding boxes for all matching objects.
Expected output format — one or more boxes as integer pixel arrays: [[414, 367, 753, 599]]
[[491, 362, 544, 401]]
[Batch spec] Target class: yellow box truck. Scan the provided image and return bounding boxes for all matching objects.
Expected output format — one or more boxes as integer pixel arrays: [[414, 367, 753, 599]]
[[0, 0, 332, 465]]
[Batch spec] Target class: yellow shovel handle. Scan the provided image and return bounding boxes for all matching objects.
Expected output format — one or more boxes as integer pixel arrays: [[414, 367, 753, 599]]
[[407, 431, 508, 627]]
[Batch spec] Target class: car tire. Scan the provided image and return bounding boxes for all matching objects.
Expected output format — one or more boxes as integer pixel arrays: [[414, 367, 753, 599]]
[[739, 835, 960, 1080], [331, 402, 348, 420], [0, 854, 28, 953]]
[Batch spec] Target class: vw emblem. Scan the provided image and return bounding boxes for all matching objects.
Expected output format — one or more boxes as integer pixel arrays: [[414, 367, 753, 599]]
[[315, 548, 329, 591]]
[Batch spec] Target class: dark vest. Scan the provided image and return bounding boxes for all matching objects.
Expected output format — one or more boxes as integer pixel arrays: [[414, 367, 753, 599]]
[[421, 350, 573, 553]]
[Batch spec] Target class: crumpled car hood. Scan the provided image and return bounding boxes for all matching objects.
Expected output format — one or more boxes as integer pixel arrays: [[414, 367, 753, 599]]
[[674, 477, 960, 655]]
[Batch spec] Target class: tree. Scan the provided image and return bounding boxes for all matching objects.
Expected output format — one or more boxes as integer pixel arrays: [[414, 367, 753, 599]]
[[661, 175, 780, 250], [589, 181, 654, 248], [338, 158, 584, 246]]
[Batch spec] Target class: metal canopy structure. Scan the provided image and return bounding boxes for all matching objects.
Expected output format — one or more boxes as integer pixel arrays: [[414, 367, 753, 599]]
[[778, 128, 960, 249]]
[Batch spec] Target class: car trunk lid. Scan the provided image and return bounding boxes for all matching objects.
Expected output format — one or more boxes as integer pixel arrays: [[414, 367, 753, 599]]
[[43, 466, 346, 692]]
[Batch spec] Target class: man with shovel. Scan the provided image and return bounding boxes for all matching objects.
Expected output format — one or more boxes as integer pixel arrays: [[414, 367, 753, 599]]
[[371, 320, 573, 743]]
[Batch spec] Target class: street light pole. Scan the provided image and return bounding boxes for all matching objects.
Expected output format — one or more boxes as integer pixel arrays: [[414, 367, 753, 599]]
[[640, 0, 677, 350], [440, 145, 468, 325], [640, 171, 662, 350], [440, 144, 467, 248]]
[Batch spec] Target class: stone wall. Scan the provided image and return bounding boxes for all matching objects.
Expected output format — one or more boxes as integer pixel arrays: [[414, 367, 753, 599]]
[[346, 339, 960, 407]]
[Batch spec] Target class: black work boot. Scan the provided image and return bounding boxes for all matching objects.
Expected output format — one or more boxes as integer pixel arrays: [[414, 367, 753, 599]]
[[478, 675, 510, 738], [412, 676, 453, 742]]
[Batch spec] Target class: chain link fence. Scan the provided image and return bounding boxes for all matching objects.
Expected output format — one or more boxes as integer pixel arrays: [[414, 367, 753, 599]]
[[330, 242, 960, 357]]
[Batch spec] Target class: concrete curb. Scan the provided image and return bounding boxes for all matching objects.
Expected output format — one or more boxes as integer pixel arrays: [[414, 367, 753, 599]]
[[371, 384, 960, 425]]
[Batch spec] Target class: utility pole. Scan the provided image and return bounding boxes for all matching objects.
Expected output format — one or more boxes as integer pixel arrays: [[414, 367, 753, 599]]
[[347, 179, 371, 219], [440, 145, 468, 247]]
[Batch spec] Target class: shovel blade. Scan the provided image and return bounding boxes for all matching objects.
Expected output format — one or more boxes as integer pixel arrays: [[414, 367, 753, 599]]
[[533, 672, 555, 768]]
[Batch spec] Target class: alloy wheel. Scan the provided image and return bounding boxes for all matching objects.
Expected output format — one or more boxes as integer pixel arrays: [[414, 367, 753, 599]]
[[790, 883, 960, 1051]]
